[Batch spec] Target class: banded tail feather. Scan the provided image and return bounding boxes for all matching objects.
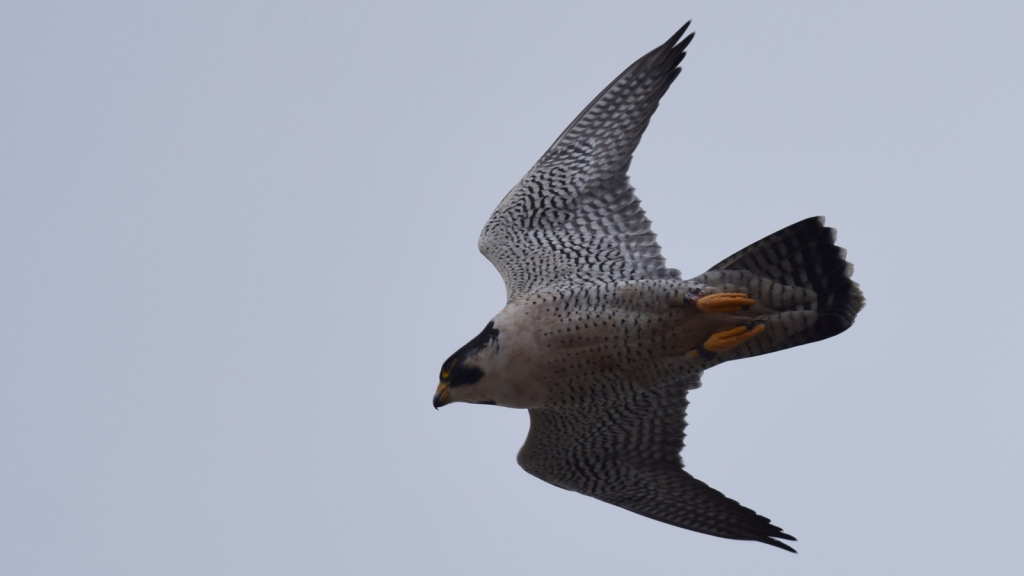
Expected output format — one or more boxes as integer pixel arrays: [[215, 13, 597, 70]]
[[697, 216, 865, 361]]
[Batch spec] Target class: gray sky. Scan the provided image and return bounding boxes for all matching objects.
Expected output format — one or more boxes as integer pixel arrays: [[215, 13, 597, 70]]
[[2, 1, 1023, 574]]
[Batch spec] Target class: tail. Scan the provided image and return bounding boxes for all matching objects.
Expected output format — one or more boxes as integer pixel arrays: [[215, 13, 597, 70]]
[[696, 216, 865, 358]]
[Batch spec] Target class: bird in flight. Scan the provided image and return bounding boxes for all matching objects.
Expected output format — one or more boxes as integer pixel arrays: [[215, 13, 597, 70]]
[[433, 22, 864, 552]]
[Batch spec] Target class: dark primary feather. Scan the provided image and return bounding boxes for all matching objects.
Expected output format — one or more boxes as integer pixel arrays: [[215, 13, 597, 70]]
[[542, 22, 693, 175], [518, 374, 797, 552], [479, 24, 695, 301]]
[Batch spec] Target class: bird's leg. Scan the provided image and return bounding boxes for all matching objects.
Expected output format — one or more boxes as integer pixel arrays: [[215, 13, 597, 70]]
[[704, 324, 765, 350], [673, 287, 756, 313], [689, 323, 766, 360], [696, 293, 755, 313]]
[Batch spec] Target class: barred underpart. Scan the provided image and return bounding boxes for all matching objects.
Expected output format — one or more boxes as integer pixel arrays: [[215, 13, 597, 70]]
[[479, 24, 693, 302], [447, 22, 866, 554], [519, 375, 797, 551]]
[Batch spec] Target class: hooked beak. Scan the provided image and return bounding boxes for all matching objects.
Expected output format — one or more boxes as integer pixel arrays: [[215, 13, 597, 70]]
[[433, 382, 451, 409]]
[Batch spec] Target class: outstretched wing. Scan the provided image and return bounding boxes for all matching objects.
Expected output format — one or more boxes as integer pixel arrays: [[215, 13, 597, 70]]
[[479, 24, 694, 302], [517, 375, 797, 552]]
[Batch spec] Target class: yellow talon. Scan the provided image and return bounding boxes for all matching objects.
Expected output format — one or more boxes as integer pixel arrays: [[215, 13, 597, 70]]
[[696, 293, 756, 314], [689, 323, 767, 360], [704, 324, 766, 351]]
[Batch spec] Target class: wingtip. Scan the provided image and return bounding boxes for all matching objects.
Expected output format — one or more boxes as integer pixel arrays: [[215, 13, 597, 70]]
[[761, 535, 798, 553], [668, 21, 694, 48]]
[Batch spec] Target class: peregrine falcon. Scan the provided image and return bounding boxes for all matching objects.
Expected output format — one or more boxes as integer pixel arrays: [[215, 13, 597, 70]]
[[433, 22, 864, 553]]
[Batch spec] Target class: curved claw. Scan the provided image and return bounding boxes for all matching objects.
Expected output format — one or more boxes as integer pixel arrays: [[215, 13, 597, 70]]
[[689, 323, 767, 360], [696, 293, 755, 314], [704, 323, 766, 351]]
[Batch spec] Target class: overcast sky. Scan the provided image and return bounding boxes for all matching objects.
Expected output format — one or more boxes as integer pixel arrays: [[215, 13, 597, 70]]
[[2, 1, 1023, 574]]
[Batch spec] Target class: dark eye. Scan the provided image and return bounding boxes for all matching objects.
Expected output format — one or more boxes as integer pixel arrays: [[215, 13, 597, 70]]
[[440, 358, 457, 382]]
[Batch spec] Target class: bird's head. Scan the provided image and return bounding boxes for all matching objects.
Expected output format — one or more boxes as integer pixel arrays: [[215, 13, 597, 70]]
[[433, 321, 500, 408]]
